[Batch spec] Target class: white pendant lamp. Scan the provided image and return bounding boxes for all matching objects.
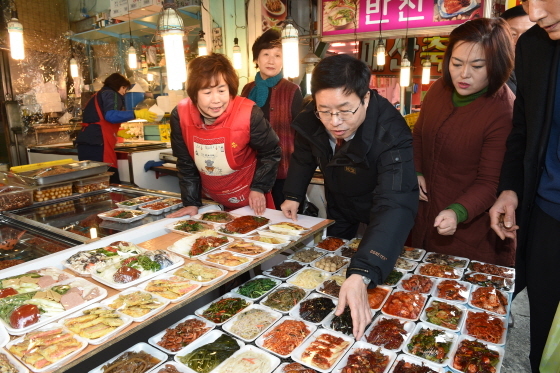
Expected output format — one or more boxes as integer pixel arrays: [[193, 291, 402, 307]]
[[376, 40, 386, 67], [421, 59, 431, 85], [70, 58, 79, 78], [7, 11, 24, 60], [128, 44, 137, 69], [282, 21, 299, 78], [232, 38, 242, 70], [198, 31, 208, 56], [400, 53, 411, 88], [158, 0, 187, 90]]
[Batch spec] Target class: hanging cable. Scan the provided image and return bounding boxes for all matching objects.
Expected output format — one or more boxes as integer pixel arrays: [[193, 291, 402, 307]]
[[127, 0, 137, 69], [376, 2, 385, 66]]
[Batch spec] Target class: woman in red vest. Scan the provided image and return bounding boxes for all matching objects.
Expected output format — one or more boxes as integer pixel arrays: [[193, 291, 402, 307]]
[[241, 29, 303, 209], [168, 53, 281, 217]]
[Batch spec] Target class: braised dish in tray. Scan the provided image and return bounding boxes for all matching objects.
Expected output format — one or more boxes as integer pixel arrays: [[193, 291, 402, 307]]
[[418, 263, 461, 279], [463, 272, 514, 292], [406, 326, 454, 364], [316, 237, 345, 251], [340, 348, 391, 373], [470, 286, 508, 315], [468, 261, 514, 279], [219, 215, 269, 234], [400, 275, 433, 293], [366, 317, 409, 350], [382, 291, 426, 320], [435, 280, 469, 302], [452, 339, 500, 373], [464, 310, 506, 344]]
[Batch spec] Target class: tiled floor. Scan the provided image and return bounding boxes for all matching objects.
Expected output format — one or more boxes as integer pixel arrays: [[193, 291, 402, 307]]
[[502, 288, 532, 372]]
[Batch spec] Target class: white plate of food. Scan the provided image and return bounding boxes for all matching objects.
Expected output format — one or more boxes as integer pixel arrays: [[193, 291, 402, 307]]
[[222, 240, 273, 258], [448, 334, 505, 373], [0, 267, 74, 297], [213, 344, 280, 373], [191, 211, 238, 224], [332, 341, 397, 373], [259, 284, 310, 314], [194, 292, 252, 326], [255, 316, 317, 359], [197, 250, 253, 272], [97, 208, 149, 223], [100, 287, 169, 322], [167, 231, 232, 259], [222, 304, 282, 342], [148, 315, 215, 355], [402, 322, 458, 367], [287, 268, 331, 290], [291, 328, 354, 373], [289, 293, 338, 326], [171, 262, 228, 286], [165, 220, 218, 236], [230, 275, 281, 301], [361, 314, 415, 352], [137, 273, 201, 303], [243, 233, 290, 249], [267, 222, 310, 236], [218, 215, 271, 237], [88, 342, 168, 373], [420, 298, 467, 333]]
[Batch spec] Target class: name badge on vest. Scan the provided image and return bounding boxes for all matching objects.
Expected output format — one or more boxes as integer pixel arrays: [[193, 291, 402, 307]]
[[344, 166, 357, 174]]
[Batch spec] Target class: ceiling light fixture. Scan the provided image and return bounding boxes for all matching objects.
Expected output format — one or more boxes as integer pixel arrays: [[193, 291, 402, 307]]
[[7, 7, 24, 60], [157, 0, 187, 90], [421, 59, 431, 84]]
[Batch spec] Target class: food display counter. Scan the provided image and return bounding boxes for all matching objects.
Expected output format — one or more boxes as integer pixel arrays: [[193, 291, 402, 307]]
[[0, 208, 332, 373]]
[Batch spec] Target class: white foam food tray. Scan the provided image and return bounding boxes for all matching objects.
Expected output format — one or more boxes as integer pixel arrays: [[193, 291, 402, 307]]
[[243, 234, 290, 249], [197, 249, 254, 272], [59, 302, 133, 345], [6, 324, 88, 373], [468, 284, 511, 317], [222, 240, 273, 258], [287, 268, 331, 290], [430, 278, 472, 304], [88, 342, 168, 373], [139, 203, 171, 215], [394, 257, 419, 272], [0, 347, 29, 373], [267, 222, 311, 236], [0, 277, 108, 336], [257, 227, 301, 241], [402, 321, 458, 367], [309, 254, 349, 273], [419, 298, 467, 333], [314, 236, 348, 252], [0, 324, 8, 348], [332, 341, 397, 373], [467, 260, 515, 279], [367, 285, 393, 312], [315, 274, 346, 299], [255, 316, 318, 359], [291, 328, 355, 373], [259, 284, 311, 314], [90, 250, 184, 290], [218, 222, 271, 238], [396, 273, 435, 294], [98, 208, 149, 223], [0, 267, 74, 296], [415, 262, 464, 280], [150, 361, 191, 373], [222, 304, 282, 342], [148, 315, 216, 355], [462, 271, 515, 293], [166, 232, 233, 259], [137, 273, 201, 303], [287, 247, 327, 264], [422, 252, 470, 270], [191, 211, 239, 225], [289, 293, 338, 325], [262, 260, 306, 280], [101, 287, 170, 322], [213, 344, 280, 373], [173, 330, 245, 373], [166, 220, 220, 236], [400, 247, 426, 261], [171, 262, 228, 287], [194, 292, 252, 326], [361, 314, 415, 352], [380, 289, 428, 322], [115, 196, 163, 209], [230, 275, 282, 301], [382, 268, 408, 287], [448, 334, 505, 373], [461, 310, 507, 346], [388, 353, 445, 373]]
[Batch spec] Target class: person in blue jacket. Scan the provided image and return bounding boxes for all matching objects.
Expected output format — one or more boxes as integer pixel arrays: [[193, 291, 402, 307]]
[[75, 73, 156, 183]]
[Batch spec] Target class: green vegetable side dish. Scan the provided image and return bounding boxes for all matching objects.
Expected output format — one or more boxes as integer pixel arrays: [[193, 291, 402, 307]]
[[0, 292, 36, 323], [175, 220, 206, 233], [262, 286, 306, 311], [328, 8, 354, 26], [384, 270, 404, 286], [121, 255, 161, 272], [201, 297, 249, 323], [425, 300, 463, 330], [119, 200, 138, 206], [236, 278, 277, 298], [201, 212, 234, 223], [407, 327, 452, 364], [178, 334, 240, 373]]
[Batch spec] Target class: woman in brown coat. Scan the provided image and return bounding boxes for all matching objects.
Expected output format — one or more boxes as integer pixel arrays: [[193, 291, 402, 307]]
[[410, 18, 516, 266]]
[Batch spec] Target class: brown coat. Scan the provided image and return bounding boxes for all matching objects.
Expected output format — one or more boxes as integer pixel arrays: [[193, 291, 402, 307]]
[[410, 79, 516, 266]]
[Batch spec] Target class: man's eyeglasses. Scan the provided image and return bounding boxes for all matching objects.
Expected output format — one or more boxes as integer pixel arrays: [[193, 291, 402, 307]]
[[314, 103, 361, 121]]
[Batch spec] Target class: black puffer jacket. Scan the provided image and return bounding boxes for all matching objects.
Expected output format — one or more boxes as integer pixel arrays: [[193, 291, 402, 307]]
[[284, 89, 419, 286], [170, 104, 281, 207]]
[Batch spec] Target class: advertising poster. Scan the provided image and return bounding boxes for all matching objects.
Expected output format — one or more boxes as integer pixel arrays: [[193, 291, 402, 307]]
[[322, 0, 483, 36], [261, 0, 288, 31]]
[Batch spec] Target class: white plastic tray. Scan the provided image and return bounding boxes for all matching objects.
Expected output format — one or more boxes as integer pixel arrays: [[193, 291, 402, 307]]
[[396, 273, 435, 294], [382, 268, 408, 287], [60, 302, 133, 345], [309, 254, 349, 273], [197, 250, 254, 271], [62, 243, 146, 277], [97, 208, 149, 223], [218, 221, 271, 238], [402, 322, 458, 367], [255, 316, 318, 359], [314, 236, 348, 252], [173, 330, 245, 372], [0, 277, 108, 336], [422, 252, 470, 270], [287, 248, 327, 264], [259, 284, 311, 314], [88, 342, 168, 373], [267, 222, 311, 236], [230, 275, 281, 301], [171, 262, 228, 287], [166, 220, 219, 236], [468, 285, 511, 317], [361, 314, 415, 352], [191, 211, 239, 224], [137, 273, 201, 303], [332, 341, 397, 373], [367, 285, 392, 312], [243, 234, 290, 249], [462, 271, 515, 293], [400, 247, 426, 261], [380, 289, 428, 322], [394, 257, 419, 272], [0, 347, 29, 373], [289, 293, 338, 325], [467, 260, 515, 279], [90, 250, 184, 290], [448, 334, 505, 373], [0, 324, 8, 348], [287, 268, 331, 290], [256, 228, 300, 242], [101, 287, 170, 322], [419, 298, 467, 333], [151, 361, 191, 373], [139, 203, 170, 215], [461, 310, 507, 346], [222, 304, 282, 342], [222, 240, 273, 258], [213, 344, 280, 373], [6, 324, 88, 372], [194, 292, 252, 325], [0, 267, 74, 295], [115, 196, 163, 209], [388, 353, 445, 373], [291, 328, 354, 373], [148, 315, 216, 355], [167, 232, 233, 259], [262, 260, 306, 280], [431, 278, 472, 304], [415, 262, 464, 280]]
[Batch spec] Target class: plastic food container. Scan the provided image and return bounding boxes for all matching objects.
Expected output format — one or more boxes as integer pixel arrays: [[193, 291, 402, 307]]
[[448, 334, 505, 373], [431, 278, 472, 304], [367, 285, 393, 312], [101, 287, 170, 322], [468, 285, 511, 317], [361, 314, 416, 352], [191, 211, 239, 224], [381, 289, 428, 322], [139, 202, 171, 215], [420, 298, 467, 332], [88, 342, 168, 373], [415, 262, 464, 279], [194, 292, 252, 326], [231, 275, 281, 301], [171, 262, 228, 287], [138, 273, 201, 303], [223, 240, 273, 258], [287, 268, 331, 290], [256, 228, 299, 241], [400, 246, 426, 261], [332, 341, 397, 373], [167, 232, 233, 259], [0, 347, 28, 373], [461, 310, 507, 346], [267, 222, 311, 236], [0, 185, 34, 211], [60, 303, 133, 345], [197, 249, 254, 271], [287, 247, 327, 264], [262, 260, 306, 280], [467, 260, 515, 279], [255, 316, 318, 359], [165, 220, 219, 236], [383, 268, 408, 287], [97, 208, 149, 223], [289, 293, 338, 325], [244, 234, 290, 249], [423, 252, 470, 270], [33, 181, 72, 202], [310, 254, 349, 273], [291, 328, 354, 373], [148, 315, 216, 355], [397, 273, 435, 294], [259, 284, 311, 314], [72, 174, 110, 194], [314, 236, 348, 252], [315, 274, 346, 299], [394, 257, 419, 271], [213, 344, 280, 373], [222, 304, 282, 342], [462, 271, 515, 293], [388, 354, 445, 373], [402, 322, 458, 367]]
